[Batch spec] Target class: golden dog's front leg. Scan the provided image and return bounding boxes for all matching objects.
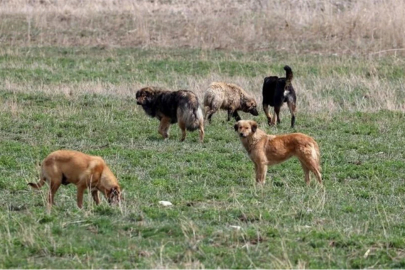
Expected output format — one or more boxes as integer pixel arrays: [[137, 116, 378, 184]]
[[255, 163, 268, 184]]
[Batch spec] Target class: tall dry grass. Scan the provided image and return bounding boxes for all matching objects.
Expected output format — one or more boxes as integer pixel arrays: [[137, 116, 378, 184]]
[[1, 0, 405, 55], [2, 73, 404, 114]]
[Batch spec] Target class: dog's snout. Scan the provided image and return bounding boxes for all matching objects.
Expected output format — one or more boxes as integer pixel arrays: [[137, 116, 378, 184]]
[[251, 108, 259, 116]]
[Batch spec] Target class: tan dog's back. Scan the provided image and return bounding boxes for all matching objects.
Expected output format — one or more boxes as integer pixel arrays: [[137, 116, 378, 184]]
[[41, 150, 106, 185], [29, 150, 120, 208]]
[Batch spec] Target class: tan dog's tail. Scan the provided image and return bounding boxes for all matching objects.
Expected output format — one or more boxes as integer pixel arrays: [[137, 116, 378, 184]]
[[28, 176, 46, 189]]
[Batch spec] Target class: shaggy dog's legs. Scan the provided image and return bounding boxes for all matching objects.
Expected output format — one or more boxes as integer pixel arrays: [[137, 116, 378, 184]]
[[227, 108, 241, 121], [158, 117, 171, 139], [198, 124, 205, 142], [178, 120, 187, 142], [232, 111, 241, 121], [204, 106, 217, 123]]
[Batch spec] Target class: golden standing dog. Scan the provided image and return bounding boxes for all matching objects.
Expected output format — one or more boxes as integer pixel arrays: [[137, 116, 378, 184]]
[[28, 150, 121, 209], [234, 120, 322, 185]]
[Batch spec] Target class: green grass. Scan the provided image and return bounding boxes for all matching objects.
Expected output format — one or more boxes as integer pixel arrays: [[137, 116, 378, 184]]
[[1, 47, 405, 268]]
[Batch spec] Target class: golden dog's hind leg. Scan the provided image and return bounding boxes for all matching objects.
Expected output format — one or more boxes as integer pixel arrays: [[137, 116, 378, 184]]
[[300, 161, 311, 185], [300, 159, 322, 185], [312, 168, 323, 185], [255, 163, 268, 184]]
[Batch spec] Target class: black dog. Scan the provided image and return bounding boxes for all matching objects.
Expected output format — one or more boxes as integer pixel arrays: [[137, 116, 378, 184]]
[[262, 65, 297, 128], [136, 87, 204, 142]]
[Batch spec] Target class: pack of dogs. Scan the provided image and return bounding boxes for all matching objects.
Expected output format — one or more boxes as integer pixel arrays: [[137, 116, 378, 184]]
[[28, 65, 323, 209]]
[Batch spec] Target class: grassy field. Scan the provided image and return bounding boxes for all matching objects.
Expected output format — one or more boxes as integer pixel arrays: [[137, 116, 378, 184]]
[[0, 47, 405, 268]]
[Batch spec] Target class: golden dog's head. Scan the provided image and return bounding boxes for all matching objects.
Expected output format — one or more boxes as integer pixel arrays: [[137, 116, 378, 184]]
[[107, 186, 121, 205], [136, 87, 155, 105], [234, 120, 258, 138]]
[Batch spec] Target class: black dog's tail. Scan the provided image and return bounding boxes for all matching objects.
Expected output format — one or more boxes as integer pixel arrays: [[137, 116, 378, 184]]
[[284, 65, 293, 82]]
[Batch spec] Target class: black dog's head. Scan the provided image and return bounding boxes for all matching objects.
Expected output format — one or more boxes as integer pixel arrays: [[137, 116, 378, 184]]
[[136, 87, 155, 105]]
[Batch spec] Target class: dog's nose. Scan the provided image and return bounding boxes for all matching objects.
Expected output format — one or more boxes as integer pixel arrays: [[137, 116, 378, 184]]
[[239, 133, 245, 137], [251, 109, 259, 116]]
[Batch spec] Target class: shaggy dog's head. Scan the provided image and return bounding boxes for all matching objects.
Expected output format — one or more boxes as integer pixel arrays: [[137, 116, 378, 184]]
[[136, 87, 155, 105], [234, 120, 258, 138], [241, 98, 259, 116]]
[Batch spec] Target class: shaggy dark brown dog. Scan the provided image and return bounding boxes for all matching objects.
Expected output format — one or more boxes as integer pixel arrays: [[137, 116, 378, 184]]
[[136, 86, 204, 142], [203, 82, 259, 123], [262, 66, 297, 128], [234, 120, 322, 185]]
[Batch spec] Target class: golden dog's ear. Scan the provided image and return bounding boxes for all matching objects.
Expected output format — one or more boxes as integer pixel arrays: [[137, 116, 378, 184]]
[[250, 121, 258, 133], [234, 123, 239, 131]]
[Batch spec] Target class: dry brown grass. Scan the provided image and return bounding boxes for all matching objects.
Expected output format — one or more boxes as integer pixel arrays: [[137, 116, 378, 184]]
[[3, 72, 404, 114], [1, 0, 404, 55]]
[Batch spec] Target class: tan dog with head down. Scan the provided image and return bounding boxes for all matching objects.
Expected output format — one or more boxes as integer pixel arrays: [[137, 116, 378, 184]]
[[234, 120, 322, 185], [28, 150, 121, 209]]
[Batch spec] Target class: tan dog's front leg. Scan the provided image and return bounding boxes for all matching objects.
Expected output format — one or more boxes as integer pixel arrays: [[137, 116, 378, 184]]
[[48, 181, 62, 206], [76, 186, 86, 208], [255, 163, 268, 184], [92, 190, 100, 205]]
